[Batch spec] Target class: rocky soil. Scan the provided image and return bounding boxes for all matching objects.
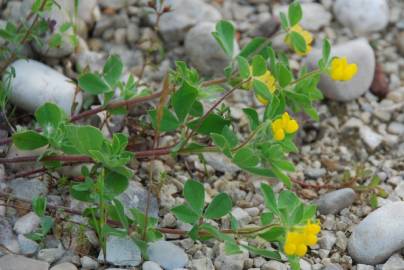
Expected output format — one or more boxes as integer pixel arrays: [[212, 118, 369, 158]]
[[0, 0, 404, 269]]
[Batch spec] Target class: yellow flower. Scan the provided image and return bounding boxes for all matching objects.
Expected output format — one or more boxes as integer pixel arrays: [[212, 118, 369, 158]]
[[283, 220, 321, 257], [285, 24, 313, 56], [330, 57, 358, 81], [271, 112, 299, 141], [304, 220, 321, 235]]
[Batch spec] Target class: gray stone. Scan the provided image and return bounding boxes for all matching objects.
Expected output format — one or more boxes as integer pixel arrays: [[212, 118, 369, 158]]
[[398, 32, 404, 57], [142, 261, 163, 270], [185, 22, 239, 77], [50, 262, 78, 270], [319, 230, 337, 250], [98, 236, 141, 266], [335, 231, 348, 251], [80, 256, 99, 269], [4, 59, 82, 114], [214, 243, 248, 270], [191, 258, 215, 270], [306, 39, 375, 102], [14, 212, 40, 234], [231, 207, 251, 227], [0, 219, 20, 253], [300, 259, 312, 270], [387, 122, 404, 135], [152, 0, 221, 44], [18, 234, 39, 255], [274, 3, 332, 31], [348, 202, 404, 264], [37, 248, 65, 263], [203, 153, 240, 174], [357, 265, 374, 270], [0, 255, 49, 270], [333, 0, 389, 34], [147, 240, 188, 270], [322, 264, 343, 270], [75, 51, 106, 72], [315, 188, 356, 215], [359, 126, 383, 150], [9, 178, 48, 201], [117, 181, 159, 218], [382, 254, 404, 270], [262, 261, 287, 270]]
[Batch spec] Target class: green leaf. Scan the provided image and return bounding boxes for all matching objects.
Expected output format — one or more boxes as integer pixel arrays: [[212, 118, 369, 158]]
[[188, 114, 231, 135], [239, 37, 266, 58], [172, 81, 198, 122], [242, 108, 259, 130], [35, 102, 65, 128], [260, 212, 274, 225], [221, 126, 238, 148], [370, 194, 378, 209], [272, 166, 292, 188], [78, 73, 110, 94], [321, 39, 331, 69], [13, 131, 48, 150], [32, 197, 46, 217], [253, 79, 273, 102], [303, 106, 319, 121], [272, 160, 295, 172], [288, 1, 303, 27], [190, 101, 204, 117], [149, 108, 180, 132], [252, 55, 267, 76], [259, 227, 286, 242], [237, 56, 250, 79], [105, 169, 129, 195], [171, 204, 200, 224], [59, 22, 72, 33], [49, 33, 62, 48], [184, 180, 205, 215], [278, 190, 299, 210], [204, 193, 232, 219], [241, 244, 282, 260], [290, 31, 307, 54], [64, 125, 104, 155], [277, 63, 293, 87], [212, 20, 235, 58], [103, 55, 123, 86], [279, 12, 289, 30], [111, 199, 129, 230], [233, 147, 259, 168], [40, 216, 53, 235], [260, 183, 278, 213]]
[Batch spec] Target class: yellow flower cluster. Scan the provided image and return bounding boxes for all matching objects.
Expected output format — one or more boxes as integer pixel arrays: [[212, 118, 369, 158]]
[[330, 57, 358, 81], [285, 24, 313, 56], [271, 112, 299, 141], [284, 220, 321, 257]]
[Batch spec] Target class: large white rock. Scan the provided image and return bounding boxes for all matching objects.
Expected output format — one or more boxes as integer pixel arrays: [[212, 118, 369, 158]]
[[333, 0, 389, 34], [185, 22, 239, 77], [306, 39, 375, 102], [348, 202, 404, 264], [152, 0, 221, 44], [5, 59, 82, 114]]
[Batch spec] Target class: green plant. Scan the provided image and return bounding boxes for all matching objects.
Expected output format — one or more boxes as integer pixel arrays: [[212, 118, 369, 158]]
[[0, 1, 360, 269]]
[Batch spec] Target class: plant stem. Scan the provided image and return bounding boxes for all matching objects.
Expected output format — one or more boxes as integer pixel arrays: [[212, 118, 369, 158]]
[[0, 91, 163, 146], [0, 189, 279, 238]]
